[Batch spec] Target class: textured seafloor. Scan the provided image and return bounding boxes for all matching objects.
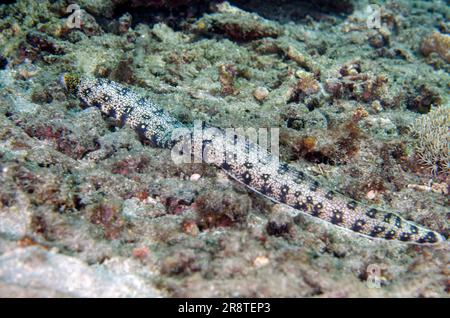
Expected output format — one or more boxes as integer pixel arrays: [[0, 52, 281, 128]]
[[0, 0, 448, 297]]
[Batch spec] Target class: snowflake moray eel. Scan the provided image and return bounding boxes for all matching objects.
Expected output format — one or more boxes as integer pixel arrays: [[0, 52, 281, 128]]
[[61, 73, 445, 245]]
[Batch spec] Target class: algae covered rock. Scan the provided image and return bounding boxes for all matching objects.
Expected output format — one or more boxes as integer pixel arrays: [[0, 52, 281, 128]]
[[0, 246, 161, 297]]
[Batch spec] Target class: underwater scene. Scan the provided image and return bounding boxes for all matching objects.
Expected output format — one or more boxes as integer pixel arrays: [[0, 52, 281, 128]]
[[0, 0, 448, 298]]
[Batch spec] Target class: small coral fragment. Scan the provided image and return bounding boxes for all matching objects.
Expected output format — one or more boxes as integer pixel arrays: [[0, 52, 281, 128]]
[[181, 219, 199, 236], [253, 86, 269, 102], [325, 61, 388, 103]]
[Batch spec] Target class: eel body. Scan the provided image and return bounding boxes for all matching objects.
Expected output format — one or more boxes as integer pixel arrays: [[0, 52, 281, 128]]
[[61, 74, 445, 245]]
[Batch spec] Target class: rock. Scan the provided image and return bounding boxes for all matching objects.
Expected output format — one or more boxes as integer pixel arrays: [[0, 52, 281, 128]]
[[195, 190, 251, 229], [197, 2, 282, 42], [79, 10, 104, 36], [0, 192, 33, 239], [189, 173, 201, 181], [0, 247, 160, 297], [364, 116, 397, 136], [121, 198, 166, 220], [118, 13, 132, 34], [26, 31, 65, 55], [253, 255, 269, 268], [266, 205, 294, 237], [253, 87, 269, 102], [11, 96, 40, 114], [151, 23, 186, 45], [298, 108, 328, 132]]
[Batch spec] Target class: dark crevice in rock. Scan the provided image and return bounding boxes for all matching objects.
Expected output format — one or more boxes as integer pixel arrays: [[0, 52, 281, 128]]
[[109, 0, 216, 31]]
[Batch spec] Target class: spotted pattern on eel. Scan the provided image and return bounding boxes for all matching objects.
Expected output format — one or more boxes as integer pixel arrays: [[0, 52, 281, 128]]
[[61, 73, 445, 245]]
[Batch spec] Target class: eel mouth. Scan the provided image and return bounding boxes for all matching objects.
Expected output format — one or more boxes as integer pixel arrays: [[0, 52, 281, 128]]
[[59, 73, 80, 93]]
